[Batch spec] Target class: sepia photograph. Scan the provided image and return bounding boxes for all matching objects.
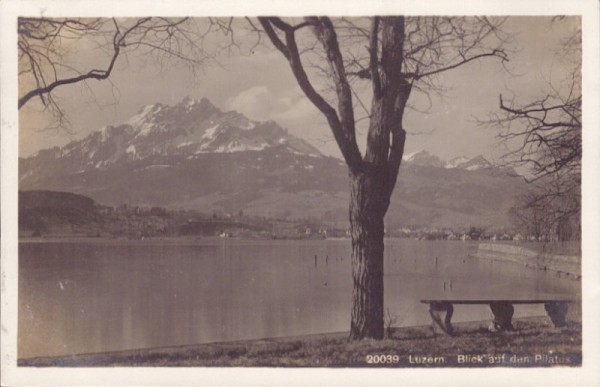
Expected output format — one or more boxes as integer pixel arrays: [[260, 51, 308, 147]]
[[2, 0, 599, 385]]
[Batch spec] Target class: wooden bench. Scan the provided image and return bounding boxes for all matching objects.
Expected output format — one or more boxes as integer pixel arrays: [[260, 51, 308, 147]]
[[420, 299, 574, 335]]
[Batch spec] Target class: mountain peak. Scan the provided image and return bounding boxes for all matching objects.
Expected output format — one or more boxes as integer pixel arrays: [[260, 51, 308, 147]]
[[446, 155, 470, 168], [457, 155, 493, 171], [181, 95, 196, 105], [470, 155, 490, 163], [179, 96, 218, 111], [23, 96, 323, 173], [401, 151, 497, 172], [402, 150, 446, 167], [440, 154, 495, 171]]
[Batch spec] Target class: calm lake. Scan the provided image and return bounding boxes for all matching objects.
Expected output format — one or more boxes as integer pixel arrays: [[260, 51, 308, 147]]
[[18, 238, 579, 358]]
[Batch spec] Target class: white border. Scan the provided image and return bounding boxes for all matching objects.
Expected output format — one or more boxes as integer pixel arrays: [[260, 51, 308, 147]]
[[2, 0, 599, 386]]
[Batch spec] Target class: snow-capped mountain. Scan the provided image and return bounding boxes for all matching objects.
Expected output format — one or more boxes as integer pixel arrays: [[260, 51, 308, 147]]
[[19, 98, 523, 228], [123, 96, 321, 157], [402, 150, 447, 168], [403, 150, 494, 171], [445, 156, 471, 169], [19, 97, 346, 213], [23, 97, 321, 174], [450, 155, 493, 171]]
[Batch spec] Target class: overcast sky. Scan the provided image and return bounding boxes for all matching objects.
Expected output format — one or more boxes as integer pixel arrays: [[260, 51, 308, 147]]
[[19, 16, 579, 162]]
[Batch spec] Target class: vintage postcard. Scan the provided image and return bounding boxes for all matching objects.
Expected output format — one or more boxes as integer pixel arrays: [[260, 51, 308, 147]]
[[2, 0, 599, 385]]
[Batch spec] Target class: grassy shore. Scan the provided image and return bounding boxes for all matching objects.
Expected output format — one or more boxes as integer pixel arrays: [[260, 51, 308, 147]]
[[19, 317, 581, 367]]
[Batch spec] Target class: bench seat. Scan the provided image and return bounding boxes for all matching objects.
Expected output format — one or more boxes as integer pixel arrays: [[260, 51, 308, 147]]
[[420, 299, 574, 335]]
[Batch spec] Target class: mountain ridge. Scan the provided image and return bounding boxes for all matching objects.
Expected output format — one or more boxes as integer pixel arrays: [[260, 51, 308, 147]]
[[21, 97, 322, 178], [19, 97, 524, 229], [403, 150, 498, 171]]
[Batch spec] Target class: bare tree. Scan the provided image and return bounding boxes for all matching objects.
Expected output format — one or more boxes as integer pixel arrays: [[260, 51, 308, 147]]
[[499, 18, 581, 180], [18, 17, 220, 128], [489, 18, 581, 241], [509, 190, 555, 241], [509, 171, 580, 241], [258, 16, 508, 339], [496, 91, 581, 181]]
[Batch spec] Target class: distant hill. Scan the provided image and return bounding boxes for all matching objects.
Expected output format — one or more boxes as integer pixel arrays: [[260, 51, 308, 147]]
[[19, 190, 102, 235], [18, 190, 303, 239], [19, 97, 526, 229]]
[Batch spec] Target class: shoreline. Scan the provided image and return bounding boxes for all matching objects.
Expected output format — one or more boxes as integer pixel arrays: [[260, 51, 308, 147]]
[[475, 243, 581, 280], [19, 237, 581, 279], [18, 316, 581, 367]]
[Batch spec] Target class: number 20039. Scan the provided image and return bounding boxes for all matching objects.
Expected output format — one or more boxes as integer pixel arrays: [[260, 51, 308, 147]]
[[366, 354, 400, 364]]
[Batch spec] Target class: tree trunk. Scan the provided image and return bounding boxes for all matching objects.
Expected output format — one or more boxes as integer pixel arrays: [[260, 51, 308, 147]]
[[348, 166, 390, 340]]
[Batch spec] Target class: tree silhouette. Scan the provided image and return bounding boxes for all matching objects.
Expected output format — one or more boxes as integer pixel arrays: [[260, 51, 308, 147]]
[[489, 18, 581, 241], [258, 16, 508, 339]]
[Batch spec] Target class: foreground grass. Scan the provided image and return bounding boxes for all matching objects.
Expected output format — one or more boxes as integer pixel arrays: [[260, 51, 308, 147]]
[[19, 317, 581, 367]]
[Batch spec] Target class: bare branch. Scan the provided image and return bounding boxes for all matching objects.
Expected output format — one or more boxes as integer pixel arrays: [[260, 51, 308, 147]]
[[482, 18, 581, 241], [258, 17, 290, 59], [411, 49, 508, 79], [307, 17, 361, 166], [369, 17, 381, 98], [259, 16, 363, 172], [18, 17, 208, 114]]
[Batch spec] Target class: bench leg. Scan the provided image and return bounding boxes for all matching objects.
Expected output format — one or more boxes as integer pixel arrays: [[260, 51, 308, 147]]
[[544, 301, 569, 327], [429, 302, 454, 335], [489, 302, 514, 331]]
